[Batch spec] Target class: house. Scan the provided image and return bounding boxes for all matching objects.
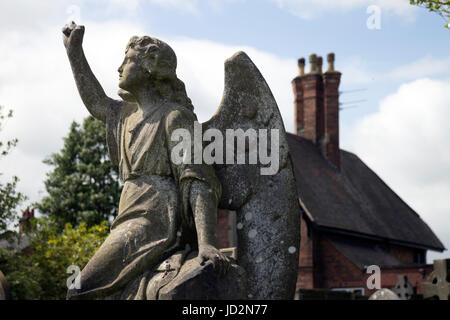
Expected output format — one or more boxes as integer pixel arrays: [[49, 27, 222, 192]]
[[216, 52, 445, 297], [0, 209, 33, 254], [0, 209, 34, 300]]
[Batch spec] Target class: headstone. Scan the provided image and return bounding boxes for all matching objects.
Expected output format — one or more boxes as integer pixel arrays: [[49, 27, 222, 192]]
[[423, 259, 450, 300], [369, 288, 400, 300], [392, 275, 413, 300]]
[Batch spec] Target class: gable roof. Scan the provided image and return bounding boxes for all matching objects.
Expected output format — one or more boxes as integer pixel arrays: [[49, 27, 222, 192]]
[[287, 133, 445, 252]]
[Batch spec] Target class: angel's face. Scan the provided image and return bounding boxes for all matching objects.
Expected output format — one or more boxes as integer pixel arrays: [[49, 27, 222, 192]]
[[118, 47, 154, 92]]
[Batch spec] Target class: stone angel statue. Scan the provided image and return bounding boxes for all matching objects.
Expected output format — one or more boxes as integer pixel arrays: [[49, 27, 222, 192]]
[[63, 22, 300, 300]]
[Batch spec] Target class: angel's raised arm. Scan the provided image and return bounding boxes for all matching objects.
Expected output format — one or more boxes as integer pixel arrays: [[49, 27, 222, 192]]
[[62, 22, 121, 122]]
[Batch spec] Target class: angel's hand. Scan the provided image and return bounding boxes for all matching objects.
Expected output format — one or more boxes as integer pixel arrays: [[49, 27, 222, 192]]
[[197, 244, 231, 277], [62, 22, 85, 54]]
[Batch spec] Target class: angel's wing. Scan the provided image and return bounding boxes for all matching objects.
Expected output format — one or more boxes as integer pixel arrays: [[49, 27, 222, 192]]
[[203, 52, 300, 300]]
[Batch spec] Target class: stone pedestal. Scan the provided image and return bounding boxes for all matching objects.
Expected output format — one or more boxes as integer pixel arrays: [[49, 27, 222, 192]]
[[159, 254, 247, 300]]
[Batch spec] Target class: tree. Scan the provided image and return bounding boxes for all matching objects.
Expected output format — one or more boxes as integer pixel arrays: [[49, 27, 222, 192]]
[[36, 116, 121, 230], [410, 0, 450, 28], [0, 105, 26, 234], [0, 218, 109, 299]]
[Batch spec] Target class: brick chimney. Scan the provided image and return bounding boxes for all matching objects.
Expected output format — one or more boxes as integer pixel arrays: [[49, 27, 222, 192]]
[[292, 54, 324, 144], [292, 52, 341, 169], [323, 53, 341, 169], [19, 208, 34, 233]]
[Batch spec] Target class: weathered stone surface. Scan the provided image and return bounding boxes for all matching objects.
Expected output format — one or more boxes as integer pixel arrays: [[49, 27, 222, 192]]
[[63, 22, 299, 300], [423, 259, 450, 300], [0, 270, 10, 300], [368, 288, 400, 300], [392, 275, 413, 300], [63, 22, 230, 300], [204, 52, 301, 299], [159, 253, 247, 300]]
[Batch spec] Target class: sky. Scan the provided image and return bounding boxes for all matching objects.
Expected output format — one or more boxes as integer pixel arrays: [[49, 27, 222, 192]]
[[0, 0, 449, 262]]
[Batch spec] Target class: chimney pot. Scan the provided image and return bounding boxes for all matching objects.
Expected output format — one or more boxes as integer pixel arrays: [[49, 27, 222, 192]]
[[309, 54, 318, 74], [317, 56, 323, 75], [298, 57, 305, 76], [327, 52, 335, 72]]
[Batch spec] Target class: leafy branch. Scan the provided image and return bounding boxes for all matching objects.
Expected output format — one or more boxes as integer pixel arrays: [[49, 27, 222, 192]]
[[410, 0, 450, 28]]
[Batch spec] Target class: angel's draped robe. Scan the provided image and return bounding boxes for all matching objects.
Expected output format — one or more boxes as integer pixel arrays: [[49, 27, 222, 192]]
[[68, 102, 221, 299]]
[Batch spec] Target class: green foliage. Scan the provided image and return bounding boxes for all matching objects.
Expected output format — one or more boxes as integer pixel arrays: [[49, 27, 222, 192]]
[[36, 116, 121, 230], [0, 218, 109, 300], [410, 0, 450, 28], [0, 105, 26, 234]]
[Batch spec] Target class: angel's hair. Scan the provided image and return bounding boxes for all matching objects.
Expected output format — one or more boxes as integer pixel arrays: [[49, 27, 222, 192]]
[[126, 36, 193, 111]]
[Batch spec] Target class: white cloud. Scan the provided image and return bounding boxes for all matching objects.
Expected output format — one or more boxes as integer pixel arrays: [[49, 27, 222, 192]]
[[320, 53, 450, 90], [387, 55, 450, 81], [272, 0, 416, 20], [169, 37, 296, 127], [0, 20, 146, 204], [109, 0, 141, 9], [347, 78, 450, 261], [0, 0, 417, 30], [128, 0, 417, 19], [339, 55, 377, 86], [0, 17, 297, 208], [146, 0, 244, 14], [148, 0, 200, 14], [0, 0, 62, 32]]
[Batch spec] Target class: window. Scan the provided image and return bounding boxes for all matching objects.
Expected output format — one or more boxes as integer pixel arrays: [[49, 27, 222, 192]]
[[414, 251, 425, 264], [332, 287, 365, 296]]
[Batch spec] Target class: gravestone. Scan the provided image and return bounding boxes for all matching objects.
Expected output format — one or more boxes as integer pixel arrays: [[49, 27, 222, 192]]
[[368, 288, 400, 300], [392, 275, 414, 300], [423, 259, 450, 300]]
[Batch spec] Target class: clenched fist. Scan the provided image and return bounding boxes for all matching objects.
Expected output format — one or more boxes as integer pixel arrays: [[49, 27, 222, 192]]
[[62, 21, 85, 54]]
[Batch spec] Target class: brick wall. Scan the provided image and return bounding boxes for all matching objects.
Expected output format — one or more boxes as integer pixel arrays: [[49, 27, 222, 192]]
[[315, 236, 363, 289], [216, 209, 237, 249], [219, 207, 431, 296], [374, 266, 433, 295], [296, 213, 315, 289], [295, 224, 431, 296], [322, 61, 341, 169], [217, 209, 231, 249], [316, 237, 432, 295], [388, 244, 417, 264], [292, 76, 304, 135], [301, 74, 324, 144], [297, 215, 370, 292]]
